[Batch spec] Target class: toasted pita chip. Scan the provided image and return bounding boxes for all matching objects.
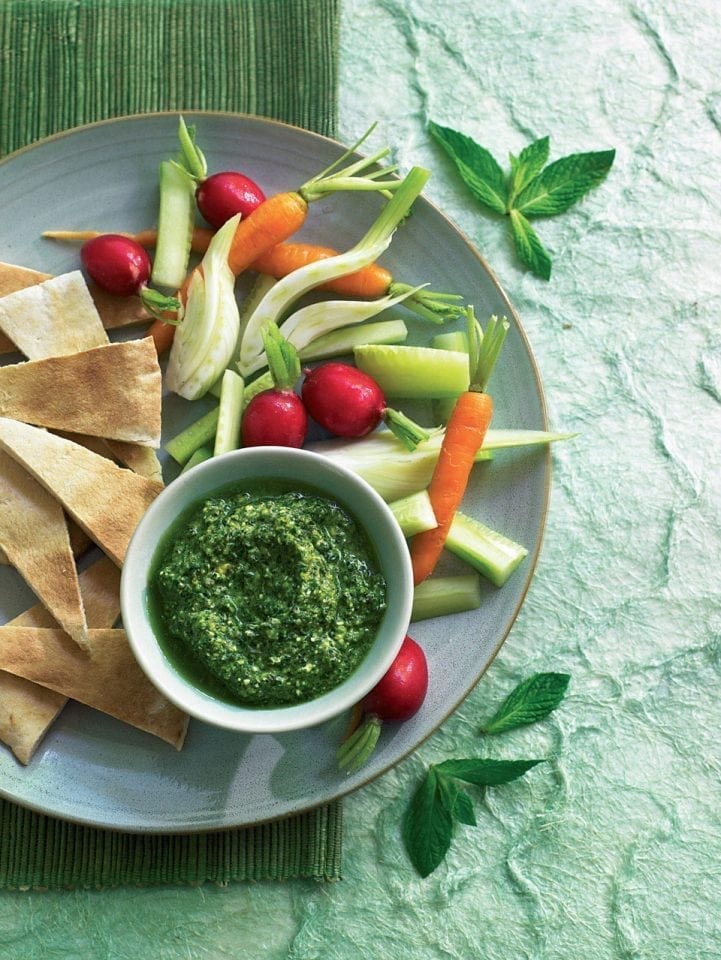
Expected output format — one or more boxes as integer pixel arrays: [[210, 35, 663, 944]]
[[104, 439, 164, 481], [87, 283, 149, 330], [0, 513, 91, 565], [0, 263, 51, 353], [0, 270, 107, 359], [0, 420, 164, 566], [53, 431, 164, 483], [0, 452, 89, 650], [0, 263, 150, 356], [0, 262, 50, 297], [0, 557, 121, 764], [0, 339, 162, 446], [0, 627, 188, 750]]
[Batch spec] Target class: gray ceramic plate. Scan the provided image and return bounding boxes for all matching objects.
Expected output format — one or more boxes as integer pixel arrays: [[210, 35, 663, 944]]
[[0, 114, 549, 832]]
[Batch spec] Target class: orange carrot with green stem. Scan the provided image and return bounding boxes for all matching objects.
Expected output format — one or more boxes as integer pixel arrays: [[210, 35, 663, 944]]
[[410, 309, 509, 585]]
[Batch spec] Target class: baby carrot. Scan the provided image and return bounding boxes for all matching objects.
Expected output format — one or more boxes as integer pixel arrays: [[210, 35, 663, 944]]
[[410, 310, 509, 585]]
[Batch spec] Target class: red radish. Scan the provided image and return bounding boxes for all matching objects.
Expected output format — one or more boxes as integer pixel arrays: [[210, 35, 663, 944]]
[[81, 234, 151, 297], [302, 362, 383, 436], [80, 233, 179, 317], [337, 635, 429, 772], [302, 362, 429, 450], [196, 171, 266, 229], [242, 390, 307, 448], [241, 323, 307, 448]]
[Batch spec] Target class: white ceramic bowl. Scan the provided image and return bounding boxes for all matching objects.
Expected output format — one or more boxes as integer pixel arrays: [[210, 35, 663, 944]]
[[120, 446, 413, 734]]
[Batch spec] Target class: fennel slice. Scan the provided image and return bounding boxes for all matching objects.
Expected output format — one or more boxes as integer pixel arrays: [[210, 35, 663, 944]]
[[237, 234, 393, 376]]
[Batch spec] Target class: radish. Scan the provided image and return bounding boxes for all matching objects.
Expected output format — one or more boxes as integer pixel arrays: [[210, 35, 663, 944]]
[[337, 634, 429, 772], [80, 234, 179, 316], [81, 234, 150, 297], [196, 171, 266, 229], [175, 117, 267, 229], [241, 323, 307, 448], [301, 362, 430, 450]]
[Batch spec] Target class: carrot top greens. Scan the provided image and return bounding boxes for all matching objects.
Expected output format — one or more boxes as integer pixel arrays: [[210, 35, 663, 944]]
[[467, 309, 509, 393]]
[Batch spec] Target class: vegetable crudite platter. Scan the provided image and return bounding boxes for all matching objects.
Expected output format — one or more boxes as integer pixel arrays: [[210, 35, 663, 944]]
[[0, 113, 560, 832]]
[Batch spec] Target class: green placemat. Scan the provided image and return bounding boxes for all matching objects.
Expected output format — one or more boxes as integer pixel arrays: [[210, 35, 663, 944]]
[[0, 0, 342, 888], [0, 0, 339, 156], [0, 799, 343, 888]]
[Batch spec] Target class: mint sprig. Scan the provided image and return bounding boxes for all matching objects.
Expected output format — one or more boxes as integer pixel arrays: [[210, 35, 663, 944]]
[[402, 759, 543, 878], [401, 673, 570, 877], [428, 121, 615, 280]]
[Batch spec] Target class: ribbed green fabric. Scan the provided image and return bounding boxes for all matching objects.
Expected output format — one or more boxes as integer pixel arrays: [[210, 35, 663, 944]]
[[0, 0, 342, 887], [0, 799, 343, 888], [0, 0, 339, 157]]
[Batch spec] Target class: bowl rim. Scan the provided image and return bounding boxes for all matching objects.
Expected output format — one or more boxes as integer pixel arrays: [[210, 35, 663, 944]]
[[120, 445, 414, 734]]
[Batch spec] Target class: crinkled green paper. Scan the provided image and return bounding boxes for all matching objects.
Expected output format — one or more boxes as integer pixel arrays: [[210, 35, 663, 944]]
[[2, 0, 720, 956]]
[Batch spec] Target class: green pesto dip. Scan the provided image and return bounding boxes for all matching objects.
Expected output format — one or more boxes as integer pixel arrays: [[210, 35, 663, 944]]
[[148, 482, 387, 708]]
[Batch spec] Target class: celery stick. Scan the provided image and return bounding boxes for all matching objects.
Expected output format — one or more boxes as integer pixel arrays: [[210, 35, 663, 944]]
[[214, 369, 244, 456], [431, 330, 469, 352], [151, 160, 195, 290], [165, 406, 219, 465], [446, 513, 528, 586], [389, 491, 437, 537], [411, 574, 482, 622], [180, 445, 213, 473], [432, 330, 468, 424], [297, 318, 408, 361], [354, 343, 469, 398]]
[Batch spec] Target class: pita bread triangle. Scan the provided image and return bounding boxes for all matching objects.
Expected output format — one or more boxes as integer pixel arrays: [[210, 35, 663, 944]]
[[0, 338, 162, 446], [0, 627, 188, 749], [0, 451, 89, 650], [0, 262, 50, 298], [0, 270, 107, 359], [0, 419, 164, 566], [0, 511, 90, 566], [51, 431, 164, 483], [0, 556, 121, 764], [0, 262, 150, 357]]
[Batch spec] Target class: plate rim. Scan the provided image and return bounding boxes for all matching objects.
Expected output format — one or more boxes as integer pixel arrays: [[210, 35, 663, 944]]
[[0, 111, 551, 833]]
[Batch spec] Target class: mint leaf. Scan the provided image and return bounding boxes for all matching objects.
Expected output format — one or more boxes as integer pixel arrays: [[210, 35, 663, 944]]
[[402, 768, 454, 878], [509, 209, 552, 280], [514, 149, 615, 217], [481, 672, 571, 735], [508, 136, 550, 204], [451, 788, 477, 826], [435, 757, 544, 786], [428, 121, 508, 215]]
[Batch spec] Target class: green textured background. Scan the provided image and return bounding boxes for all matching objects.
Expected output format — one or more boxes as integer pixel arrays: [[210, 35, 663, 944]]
[[2, 0, 721, 956]]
